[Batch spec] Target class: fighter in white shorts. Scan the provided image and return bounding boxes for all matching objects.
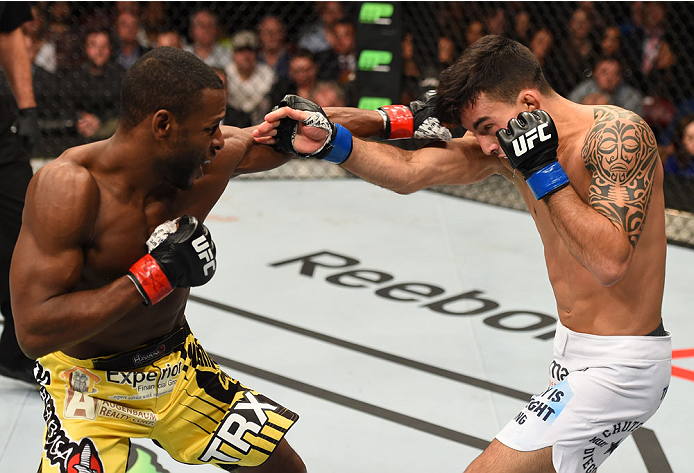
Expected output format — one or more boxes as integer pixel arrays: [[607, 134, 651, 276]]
[[496, 320, 671, 472], [253, 35, 673, 473]]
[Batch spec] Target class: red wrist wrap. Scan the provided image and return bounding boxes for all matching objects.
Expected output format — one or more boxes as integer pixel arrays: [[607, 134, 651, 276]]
[[128, 254, 173, 305], [381, 105, 414, 139]]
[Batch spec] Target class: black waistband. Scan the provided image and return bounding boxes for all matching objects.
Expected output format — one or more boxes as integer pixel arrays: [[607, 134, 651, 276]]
[[91, 323, 190, 371], [645, 321, 667, 337]]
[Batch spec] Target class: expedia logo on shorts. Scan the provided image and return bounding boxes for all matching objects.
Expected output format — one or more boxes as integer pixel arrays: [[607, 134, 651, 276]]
[[192, 235, 216, 277], [511, 123, 552, 156]]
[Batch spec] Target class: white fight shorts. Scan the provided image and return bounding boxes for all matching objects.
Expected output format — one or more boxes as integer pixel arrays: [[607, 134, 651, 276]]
[[496, 319, 671, 473]]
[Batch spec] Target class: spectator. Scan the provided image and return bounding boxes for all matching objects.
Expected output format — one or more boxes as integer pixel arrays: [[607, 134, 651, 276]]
[[114, 11, 150, 70], [211, 67, 252, 128], [482, 5, 508, 37], [185, 9, 230, 69], [269, 49, 319, 106], [297, 1, 344, 54], [16, 32, 81, 156], [554, 7, 599, 95], [155, 29, 183, 49], [65, 29, 125, 142], [568, 56, 643, 115], [600, 25, 623, 58], [22, 4, 58, 73], [224, 30, 275, 124], [622, 1, 669, 90], [464, 20, 486, 50], [644, 38, 693, 106], [312, 81, 346, 108], [663, 114, 694, 177], [400, 31, 421, 104], [509, 10, 532, 46], [45, 1, 79, 70], [597, 24, 639, 85], [329, 20, 356, 84], [642, 38, 693, 141], [139, 1, 168, 48], [529, 27, 562, 89], [257, 15, 291, 82]]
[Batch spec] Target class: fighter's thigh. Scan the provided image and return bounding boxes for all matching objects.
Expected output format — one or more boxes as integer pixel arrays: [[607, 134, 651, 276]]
[[465, 439, 555, 473], [239, 438, 306, 473], [39, 433, 130, 473]]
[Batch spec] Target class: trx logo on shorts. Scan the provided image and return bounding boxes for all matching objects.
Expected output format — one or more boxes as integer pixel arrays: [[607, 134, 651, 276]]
[[199, 391, 279, 464], [511, 123, 552, 156], [514, 379, 574, 426], [61, 368, 100, 420]]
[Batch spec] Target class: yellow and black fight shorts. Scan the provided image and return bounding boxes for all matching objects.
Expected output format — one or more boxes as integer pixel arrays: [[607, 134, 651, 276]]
[[35, 322, 298, 472]]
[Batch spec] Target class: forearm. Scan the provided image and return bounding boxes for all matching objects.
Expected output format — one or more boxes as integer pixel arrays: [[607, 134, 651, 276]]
[[341, 138, 423, 193], [544, 187, 632, 286], [0, 28, 36, 109], [325, 107, 384, 138], [15, 277, 144, 358]]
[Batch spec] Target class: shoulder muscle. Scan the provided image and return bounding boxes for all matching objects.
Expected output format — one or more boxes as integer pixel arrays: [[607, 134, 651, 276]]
[[581, 106, 659, 247]]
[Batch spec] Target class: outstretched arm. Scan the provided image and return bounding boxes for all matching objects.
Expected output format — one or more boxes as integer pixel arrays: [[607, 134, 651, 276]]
[[253, 105, 501, 194]]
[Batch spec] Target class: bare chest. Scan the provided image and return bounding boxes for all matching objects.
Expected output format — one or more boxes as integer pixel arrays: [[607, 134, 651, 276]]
[[80, 193, 182, 287]]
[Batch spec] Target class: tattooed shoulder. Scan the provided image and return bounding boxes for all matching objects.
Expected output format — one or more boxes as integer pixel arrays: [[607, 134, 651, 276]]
[[580, 106, 659, 247]]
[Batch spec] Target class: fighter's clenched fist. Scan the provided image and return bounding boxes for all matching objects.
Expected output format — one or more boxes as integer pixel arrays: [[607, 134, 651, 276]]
[[496, 110, 569, 200], [127, 215, 216, 305]]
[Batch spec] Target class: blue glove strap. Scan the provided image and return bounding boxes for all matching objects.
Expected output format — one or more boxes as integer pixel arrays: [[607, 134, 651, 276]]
[[526, 161, 570, 199], [323, 124, 353, 164]]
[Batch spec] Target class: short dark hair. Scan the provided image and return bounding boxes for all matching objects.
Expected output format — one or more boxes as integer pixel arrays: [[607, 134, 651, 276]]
[[436, 35, 553, 124], [120, 47, 224, 130]]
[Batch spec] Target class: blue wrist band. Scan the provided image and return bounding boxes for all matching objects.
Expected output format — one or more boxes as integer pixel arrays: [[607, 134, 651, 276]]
[[323, 123, 353, 164], [526, 161, 570, 199]]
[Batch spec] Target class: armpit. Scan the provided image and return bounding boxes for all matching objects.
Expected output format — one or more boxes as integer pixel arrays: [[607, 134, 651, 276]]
[[581, 107, 659, 247]]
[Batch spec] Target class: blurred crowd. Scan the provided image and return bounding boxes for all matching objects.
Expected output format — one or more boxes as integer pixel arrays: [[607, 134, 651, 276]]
[[2, 0, 694, 181]]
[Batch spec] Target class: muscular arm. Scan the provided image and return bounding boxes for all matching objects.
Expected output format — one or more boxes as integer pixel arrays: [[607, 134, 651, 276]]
[[0, 27, 36, 109], [10, 163, 143, 358], [544, 108, 659, 286], [253, 106, 502, 194], [344, 135, 499, 194]]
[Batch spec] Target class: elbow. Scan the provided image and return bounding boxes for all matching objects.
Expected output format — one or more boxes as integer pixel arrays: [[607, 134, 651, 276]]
[[15, 325, 50, 360], [391, 180, 426, 195], [593, 259, 630, 287]]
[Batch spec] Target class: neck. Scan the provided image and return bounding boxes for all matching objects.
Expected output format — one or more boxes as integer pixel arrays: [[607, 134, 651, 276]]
[[542, 94, 592, 158], [106, 129, 170, 198]]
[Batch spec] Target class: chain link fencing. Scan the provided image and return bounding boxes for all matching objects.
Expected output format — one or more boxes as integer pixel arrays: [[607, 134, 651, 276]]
[[9, 1, 694, 246]]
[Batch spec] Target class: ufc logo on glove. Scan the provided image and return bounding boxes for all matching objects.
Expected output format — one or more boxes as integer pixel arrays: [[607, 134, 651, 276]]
[[192, 235, 216, 277], [511, 123, 552, 156]]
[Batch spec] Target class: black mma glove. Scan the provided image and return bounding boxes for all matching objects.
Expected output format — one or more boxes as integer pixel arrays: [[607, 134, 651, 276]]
[[273, 94, 353, 164], [13, 107, 40, 154], [127, 215, 216, 305], [378, 91, 452, 141], [496, 110, 569, 200]]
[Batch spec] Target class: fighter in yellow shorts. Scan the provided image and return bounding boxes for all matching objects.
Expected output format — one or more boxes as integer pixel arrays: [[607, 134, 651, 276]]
[[36, 323, 298, 472], [10, 47, 306, 472]]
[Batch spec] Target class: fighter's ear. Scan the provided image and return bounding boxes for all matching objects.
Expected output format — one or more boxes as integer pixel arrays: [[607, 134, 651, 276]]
[[152, 109, 173, 139], [518, 89, 541, 111]]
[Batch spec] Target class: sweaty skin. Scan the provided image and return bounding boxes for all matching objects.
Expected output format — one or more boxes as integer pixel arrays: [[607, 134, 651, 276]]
[[11, 88, 292, 359], [255, 93, 665, 337]]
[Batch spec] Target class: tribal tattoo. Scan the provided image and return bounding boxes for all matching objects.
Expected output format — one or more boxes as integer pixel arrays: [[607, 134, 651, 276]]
[[581, 107, 659, 248]]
